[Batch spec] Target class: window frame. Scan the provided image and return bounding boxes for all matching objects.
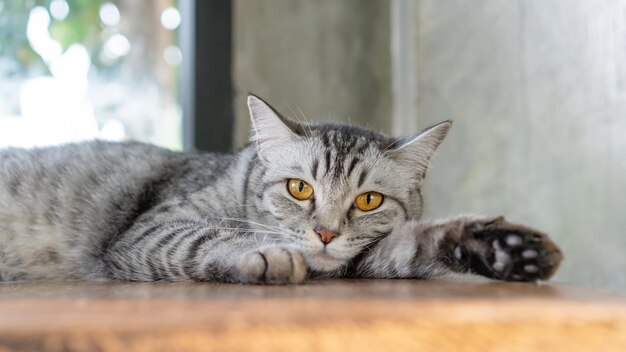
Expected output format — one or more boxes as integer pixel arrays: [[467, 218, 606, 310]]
[[179, 0, 233, 152]]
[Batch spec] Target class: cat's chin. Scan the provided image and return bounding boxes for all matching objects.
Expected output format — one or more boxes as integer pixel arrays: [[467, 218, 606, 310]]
[[305, 251, 345, 272]]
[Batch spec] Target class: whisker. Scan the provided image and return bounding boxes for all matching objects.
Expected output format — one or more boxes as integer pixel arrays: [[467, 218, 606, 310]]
[[206, 227, 284, 235], [206, 217, 282, 232]]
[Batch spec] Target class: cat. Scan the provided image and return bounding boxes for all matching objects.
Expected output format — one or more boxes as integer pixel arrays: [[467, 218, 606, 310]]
[[0, 95, 562, 284]]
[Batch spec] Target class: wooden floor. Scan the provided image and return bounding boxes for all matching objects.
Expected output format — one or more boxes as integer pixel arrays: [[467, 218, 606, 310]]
[[0, 279, 625, 351]]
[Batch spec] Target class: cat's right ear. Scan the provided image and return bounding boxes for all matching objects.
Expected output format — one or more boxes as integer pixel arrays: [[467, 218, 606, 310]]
[[247, 94, 301, 161], [388, 120, 452, 180]]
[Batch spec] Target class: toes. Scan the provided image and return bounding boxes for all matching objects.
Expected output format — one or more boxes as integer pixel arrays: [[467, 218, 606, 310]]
[[523, 264, 539, 273], [505, 234, 522, 246], [492, 240, 511, 273], [466, 219, 563, 282], [454, 246, 463, 260], [263, 247, 307, 284], [522, 249, 538, 259], [237, 247, 307, 284], [238, 251, 268, 283], [262, 247, 293, 282], [289, 250, 307, 283], [497, 230, 562, 281], [492, 262, 506, 272], [535, 247, 563, 280]]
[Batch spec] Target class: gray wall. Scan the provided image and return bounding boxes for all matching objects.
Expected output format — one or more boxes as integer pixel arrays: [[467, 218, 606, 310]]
[[233, 0, 626, 290], [415, 0, 626, 291], [233, 0, 391, 146]]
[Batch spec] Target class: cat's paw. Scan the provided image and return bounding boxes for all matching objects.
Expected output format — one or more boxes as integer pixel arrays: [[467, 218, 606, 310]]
[[448, 216, 563, 282], [237, 247, 307, 284]]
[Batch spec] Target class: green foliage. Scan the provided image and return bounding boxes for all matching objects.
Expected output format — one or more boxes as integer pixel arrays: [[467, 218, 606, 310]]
[[49, 0, 102, 51], [0, 1, 38, 67], [0, 0, 109, 72]]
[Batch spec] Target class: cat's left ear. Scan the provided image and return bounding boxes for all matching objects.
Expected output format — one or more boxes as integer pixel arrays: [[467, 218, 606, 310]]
[[247, 94, 302, 161], [388, 120, 452, 179]]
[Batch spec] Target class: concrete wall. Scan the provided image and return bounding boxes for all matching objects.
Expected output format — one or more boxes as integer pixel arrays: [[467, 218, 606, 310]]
[[232, 0, 626, 290], [233, 0, 391, 146], [416, 0, 626, 290]]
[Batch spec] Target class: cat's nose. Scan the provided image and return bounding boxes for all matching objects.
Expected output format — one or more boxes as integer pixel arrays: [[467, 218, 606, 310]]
[[315, 228, 338, 245]]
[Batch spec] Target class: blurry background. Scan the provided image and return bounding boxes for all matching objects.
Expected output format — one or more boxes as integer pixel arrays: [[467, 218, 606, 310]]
[[1, 0, 625, 291], [0, 0, 182, 149]]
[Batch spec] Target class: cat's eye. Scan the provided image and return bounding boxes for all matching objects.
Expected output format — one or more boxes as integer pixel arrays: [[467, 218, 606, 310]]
[[355, 191, 384, 211], [287, 178, 314, 200]]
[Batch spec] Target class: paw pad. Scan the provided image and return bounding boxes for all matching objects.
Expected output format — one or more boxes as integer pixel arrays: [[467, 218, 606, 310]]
[[462, 217, 563, 282], [523, 264, 539, 273], [492, 262, 505, 272], [505, 234, 522, 246], [522, 249, 538, 259], [454, 246, 463, 260]]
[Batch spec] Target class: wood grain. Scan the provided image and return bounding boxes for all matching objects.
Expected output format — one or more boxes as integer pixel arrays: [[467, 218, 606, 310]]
[[0, 280, 624, 351]]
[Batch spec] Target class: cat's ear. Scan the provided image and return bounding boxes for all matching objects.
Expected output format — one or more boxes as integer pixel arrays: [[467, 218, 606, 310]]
[[247, 94, 301, 161], [388, 120, 452, 179]]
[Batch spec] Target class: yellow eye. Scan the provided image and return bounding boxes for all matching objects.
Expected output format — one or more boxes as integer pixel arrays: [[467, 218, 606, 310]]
[[287, 179, 314, 200], [355, 192, 384, 211]]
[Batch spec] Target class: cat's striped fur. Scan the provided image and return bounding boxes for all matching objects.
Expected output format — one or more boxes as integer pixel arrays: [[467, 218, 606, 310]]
[[0, 95, 562, 283]]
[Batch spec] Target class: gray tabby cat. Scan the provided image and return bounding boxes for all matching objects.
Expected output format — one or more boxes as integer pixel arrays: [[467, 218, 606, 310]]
[[0, 95, 562, 283]]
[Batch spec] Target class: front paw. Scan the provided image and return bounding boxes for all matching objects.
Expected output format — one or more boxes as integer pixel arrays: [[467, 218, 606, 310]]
[[236, 247, 307, 284], [449, 216, 563, 282]]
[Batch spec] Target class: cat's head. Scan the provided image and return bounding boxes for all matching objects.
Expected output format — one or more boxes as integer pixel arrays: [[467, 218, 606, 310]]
[[246, 95, 451, 273]]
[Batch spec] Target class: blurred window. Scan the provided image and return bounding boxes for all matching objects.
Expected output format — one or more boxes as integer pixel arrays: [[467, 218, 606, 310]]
[[0, 0, 182, 150]]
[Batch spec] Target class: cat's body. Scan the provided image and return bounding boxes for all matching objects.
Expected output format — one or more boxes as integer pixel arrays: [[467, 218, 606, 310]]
[[0, 96, 562, 283], [0, 141, 243, 281]]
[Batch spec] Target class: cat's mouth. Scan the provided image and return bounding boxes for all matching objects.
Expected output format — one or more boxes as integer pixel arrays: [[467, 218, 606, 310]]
[[305, 249, 346, 272]]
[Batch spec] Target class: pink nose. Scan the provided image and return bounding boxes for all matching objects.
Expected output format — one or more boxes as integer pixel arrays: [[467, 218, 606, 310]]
[[316, 229, 338, 244]]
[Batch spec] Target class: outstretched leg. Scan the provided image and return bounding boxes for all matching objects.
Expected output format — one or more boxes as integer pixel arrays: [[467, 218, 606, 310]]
[[105, 219, 306, 284], [349, 215, 563, 282]]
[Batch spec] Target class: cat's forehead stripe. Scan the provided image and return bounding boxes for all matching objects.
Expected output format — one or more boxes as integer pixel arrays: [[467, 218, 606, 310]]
[[346, 158, 360, 178], [324, 150, 331, 174], [357, 170, 368, 188], [311, 159, 319, 180], [311, 127, 383, 183], [309, 123, 389, 144]]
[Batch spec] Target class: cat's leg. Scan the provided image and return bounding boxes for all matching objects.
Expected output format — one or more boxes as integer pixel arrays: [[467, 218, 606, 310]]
[[349, 215, 563, 282], [104, 219, 307, 284]]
